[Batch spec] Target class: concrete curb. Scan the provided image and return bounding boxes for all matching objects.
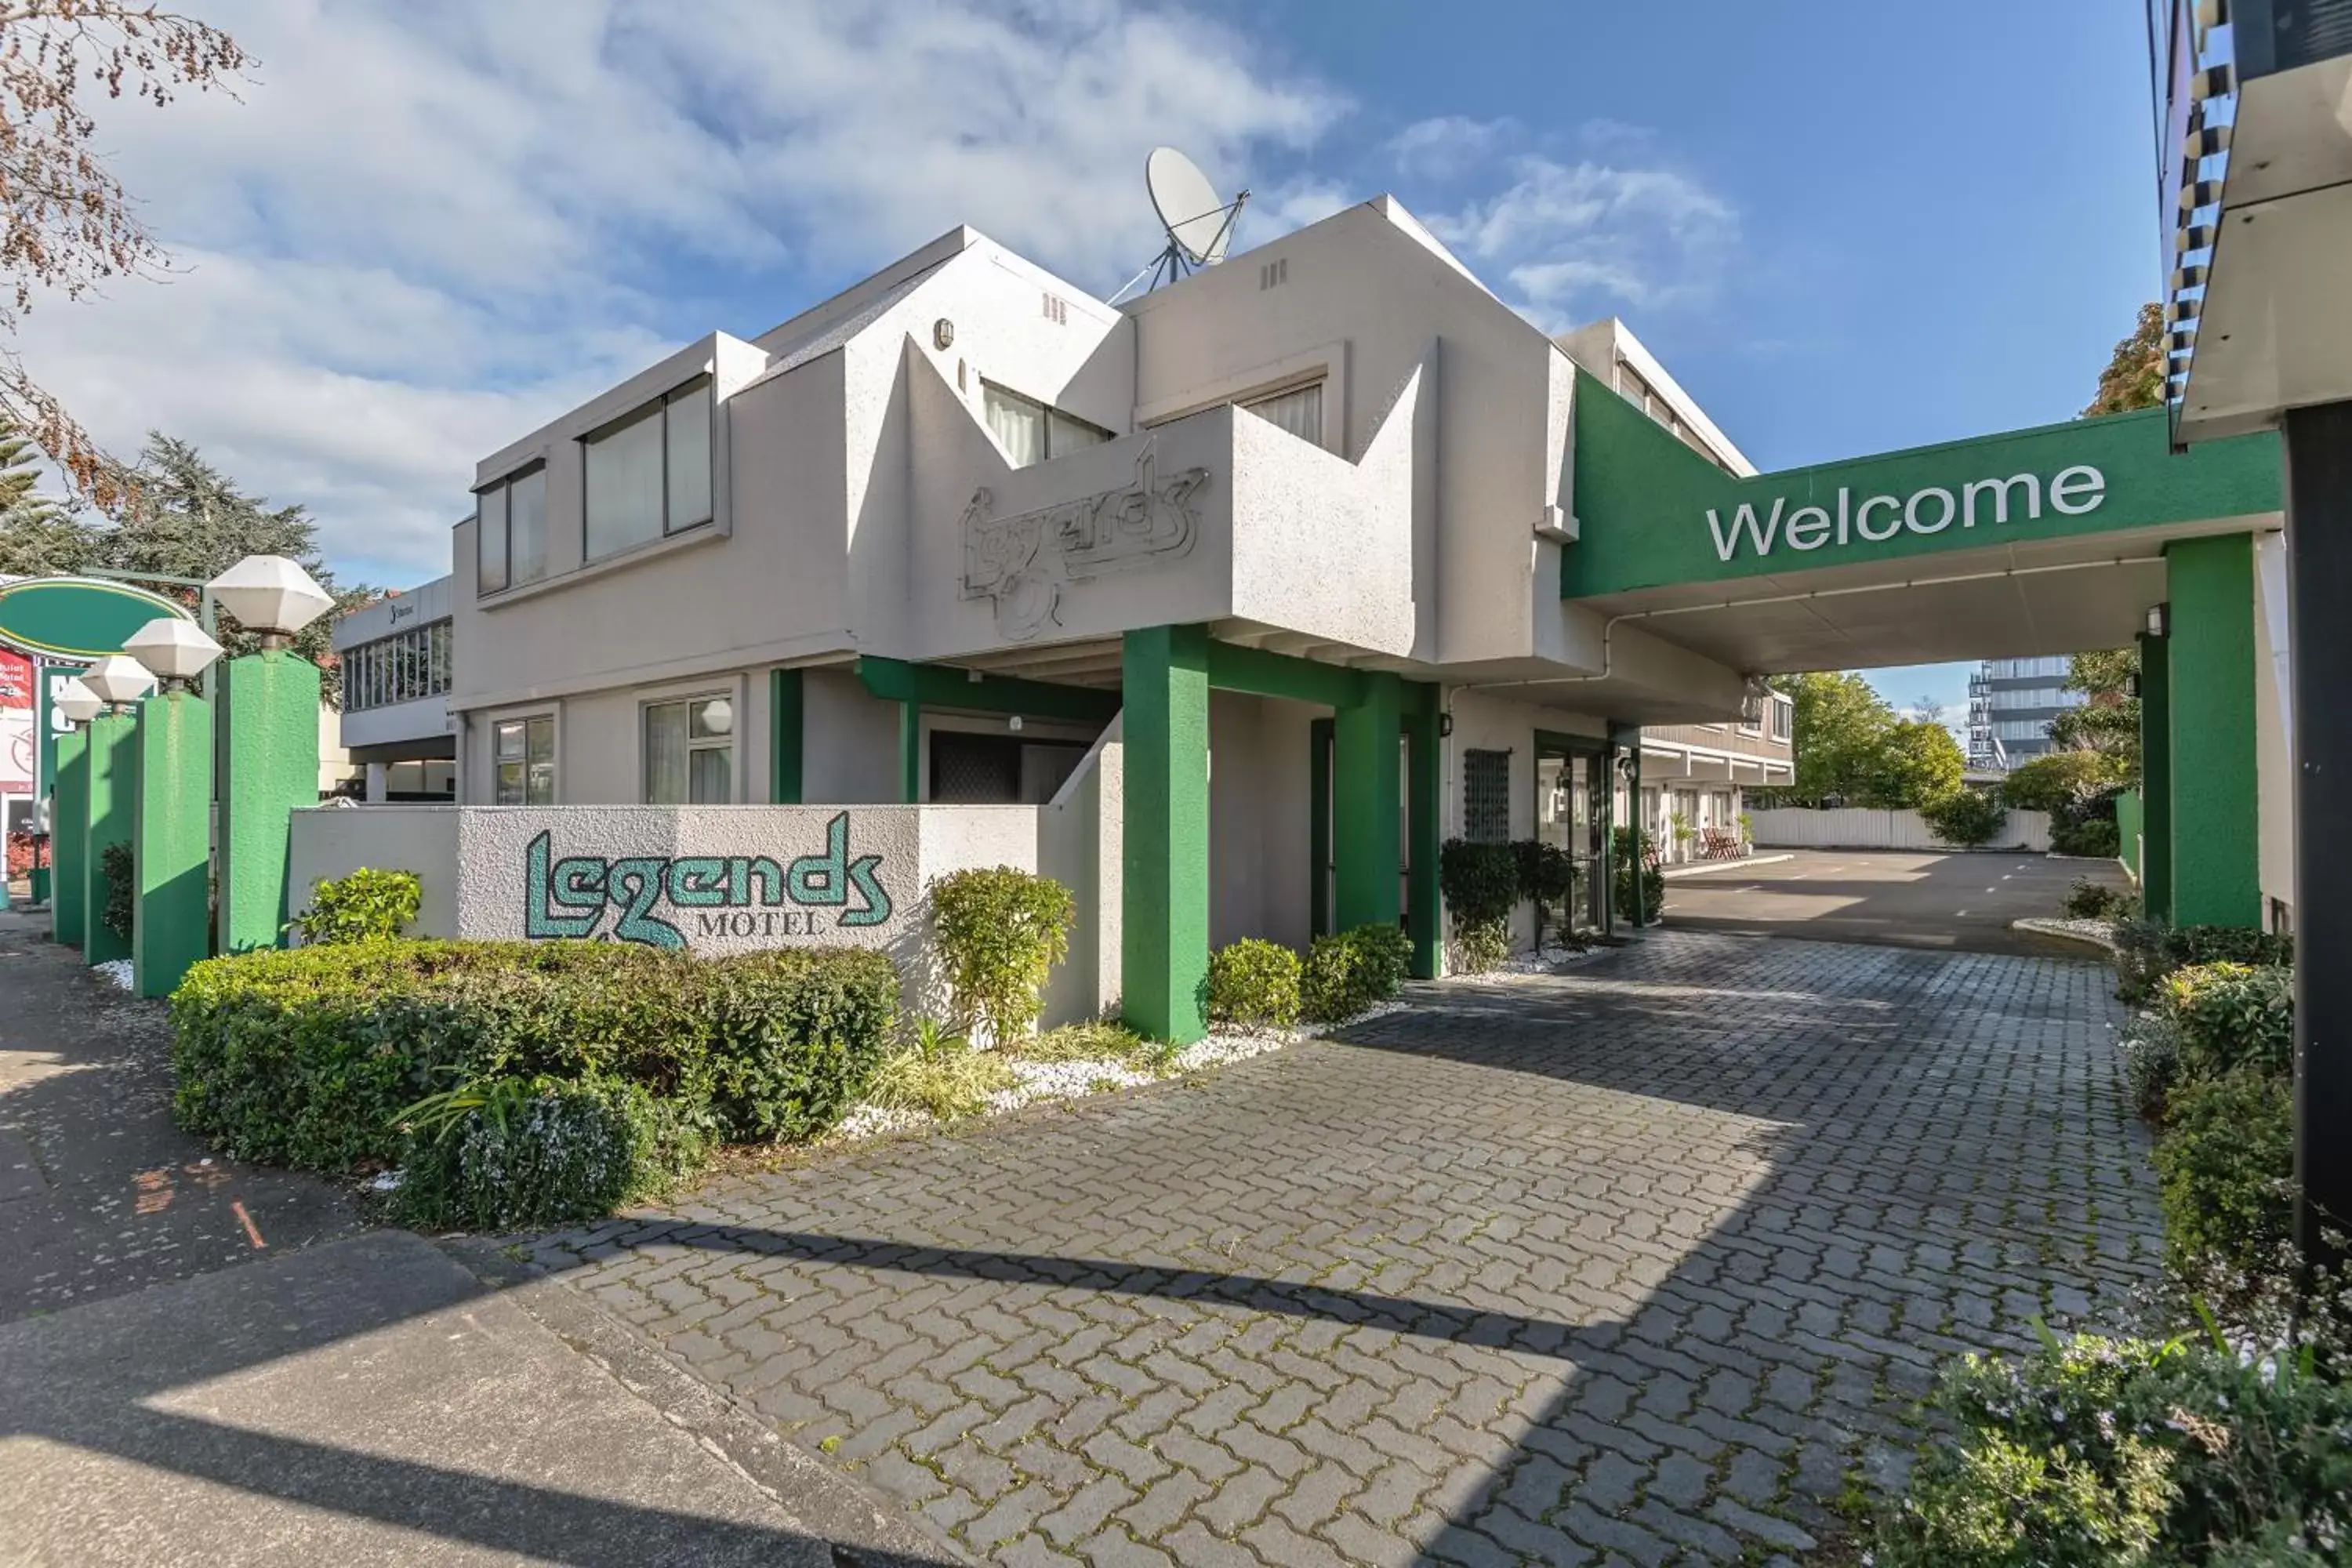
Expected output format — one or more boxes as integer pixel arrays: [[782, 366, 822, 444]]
[[442, 1237, 971, 1567], [1661, 853, 1792, 880]]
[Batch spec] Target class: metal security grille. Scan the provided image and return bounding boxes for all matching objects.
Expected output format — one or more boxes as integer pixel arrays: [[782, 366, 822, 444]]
[[1463, 748, 1511, 844], [931, 732, 1021, 803]]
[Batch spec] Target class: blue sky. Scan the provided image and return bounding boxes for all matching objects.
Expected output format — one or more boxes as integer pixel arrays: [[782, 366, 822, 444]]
[[30, 1, 2162, 720]]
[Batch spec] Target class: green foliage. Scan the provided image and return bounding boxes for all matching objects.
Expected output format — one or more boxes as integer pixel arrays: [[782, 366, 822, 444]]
[[2153, 1070, 2296, 1296], [98, 840, 132, 940], [2161, 963, 2294, 1082], [1016, 1018, 1162, 1065], [390, 1075, 702, 1232], [2063, 878, 2134, 920], [1512, 839, 1576, 951], [1875, 1327, 2352, 1567], [1301, 924, 1410, 1023], [169, 940, 899, 1182], [2113, 920, 2294, 1005], [2052, 817, 2122, 858], [1867, 720, 1966, 809], [1438, 838, 1518, 973], [1612, 826, 1664, 924], [2053, 648, 2143, 781], [2085, 302, 2166, 416], [1207, 938, 1302, 1031], [863, 1021, 1016, 1121], [1919, 788, 2007, 848], [287, 866, 420, 946], [1780, 672, 1967, 808], [927, 866, 1075, 1047], [2002, 750, 2127, 813], [2121, 1011, 2181, 1122]]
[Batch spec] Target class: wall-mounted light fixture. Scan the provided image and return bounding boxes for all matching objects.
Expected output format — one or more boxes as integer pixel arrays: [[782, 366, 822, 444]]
[[2147, 603, 2172, 639]]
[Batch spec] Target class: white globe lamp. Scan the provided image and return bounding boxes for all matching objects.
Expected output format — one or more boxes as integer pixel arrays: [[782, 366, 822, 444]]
[[82, 654, 158, 711], [124, 617, 226, 692], [207, 554, 335, 647], [53, 676, 103, 726]]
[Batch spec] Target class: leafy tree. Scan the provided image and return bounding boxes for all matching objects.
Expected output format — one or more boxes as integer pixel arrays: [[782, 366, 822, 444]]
[[0, 5, 252, 508], [1999, 750, 2125, 813], [2083, 302, 2165, 417], [1783, 671, 1896, 805], [2050, 646, 2141, 781], [1861, 720, 1965, 810], [0, 432, 369, 700], [0, 415, 96, 574]]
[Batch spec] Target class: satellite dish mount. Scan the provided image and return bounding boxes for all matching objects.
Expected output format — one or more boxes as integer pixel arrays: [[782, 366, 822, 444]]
[[1111, 147, 1248, 303]]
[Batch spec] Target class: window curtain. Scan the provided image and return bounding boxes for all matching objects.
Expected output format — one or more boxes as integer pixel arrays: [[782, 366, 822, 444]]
[[985, 387, 1045, 468], [666, 381, 713, 529], [1242, 382, 1323, 446], [644, 702, 689, 803], [586, 408, 666, 560]]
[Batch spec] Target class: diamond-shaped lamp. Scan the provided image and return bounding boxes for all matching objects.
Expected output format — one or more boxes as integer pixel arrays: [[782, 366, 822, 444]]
[[124, 616, 224, 689], [82, 654, 158, 710], [207, 554, 334, 644], [53, 676, 103, 725]]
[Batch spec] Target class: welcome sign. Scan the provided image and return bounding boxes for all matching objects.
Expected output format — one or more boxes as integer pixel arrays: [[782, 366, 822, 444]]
[[1705, 465, 2106, 562]]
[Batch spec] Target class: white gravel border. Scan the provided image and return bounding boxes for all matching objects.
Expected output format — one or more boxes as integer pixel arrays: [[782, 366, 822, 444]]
[[2013, 916, 2123, 952], [93, 958, 135, 992]]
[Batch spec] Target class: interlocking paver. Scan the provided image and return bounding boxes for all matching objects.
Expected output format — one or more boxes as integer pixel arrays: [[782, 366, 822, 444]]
[[529, 931, 2160, 1564]]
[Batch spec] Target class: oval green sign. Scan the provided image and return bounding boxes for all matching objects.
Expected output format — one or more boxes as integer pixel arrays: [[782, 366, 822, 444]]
[[0, 575, 193, 663]]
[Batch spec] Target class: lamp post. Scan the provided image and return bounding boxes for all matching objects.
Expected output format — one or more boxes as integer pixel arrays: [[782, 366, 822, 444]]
[[78, 655, 157, 966], [47, 677, 103, 949], [206, 555, 333, 953], [124, 617, 224, 996]]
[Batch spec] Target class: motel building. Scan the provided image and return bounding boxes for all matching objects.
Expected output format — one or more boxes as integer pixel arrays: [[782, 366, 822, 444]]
[[308, 196, 2286, 1044]]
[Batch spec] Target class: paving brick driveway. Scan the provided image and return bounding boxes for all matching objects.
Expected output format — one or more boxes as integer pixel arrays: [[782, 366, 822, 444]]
[[522, 931, 2161, 1566]]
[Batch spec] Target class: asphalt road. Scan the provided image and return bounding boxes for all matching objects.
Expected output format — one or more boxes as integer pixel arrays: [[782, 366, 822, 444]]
[[1659, 849, 2132, 956]]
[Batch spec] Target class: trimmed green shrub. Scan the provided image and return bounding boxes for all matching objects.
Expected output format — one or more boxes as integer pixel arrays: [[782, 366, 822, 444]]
[[1439, 839, 1519, 974], [2120, 1011, 2181, 1123], [1611, 826, 1664, 925], [2113, 920, 2294, 1004], [1207, 938, 1301, 1031], [1919, 788, 2006, 848], [390, 1075, 705, 1232], [288, 866, 421, 945], [1998, 750, 2124, 814], [2153, 1069, 2295, 1287], [927, 866, 1075, 1046], [100, 840, 133, 941], [1512, 839, 1576, 952], [169, 940, 899, 1176], [2161, 962, 2293, 1082], [2050, 818, 2121, 858], [1302, 924, 1410, 1023], [1875, 1329, 2352, 1567], [2062, 877, 2132, 920]]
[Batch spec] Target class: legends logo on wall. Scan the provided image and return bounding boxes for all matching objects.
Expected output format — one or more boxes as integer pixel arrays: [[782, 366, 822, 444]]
[[522, 813, 894, 949]]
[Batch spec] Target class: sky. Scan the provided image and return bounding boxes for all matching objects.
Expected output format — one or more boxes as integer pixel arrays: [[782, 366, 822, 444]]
[[20, 0, 2163, 724]]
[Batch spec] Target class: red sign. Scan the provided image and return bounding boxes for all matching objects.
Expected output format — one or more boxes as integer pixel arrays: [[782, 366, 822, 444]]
[[0, 648, 30, 710]]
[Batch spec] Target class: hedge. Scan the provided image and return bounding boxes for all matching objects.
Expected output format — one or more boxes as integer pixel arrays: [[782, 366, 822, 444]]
[[170, 940, 900, 1214], [1301, 924, 1411, 1023]]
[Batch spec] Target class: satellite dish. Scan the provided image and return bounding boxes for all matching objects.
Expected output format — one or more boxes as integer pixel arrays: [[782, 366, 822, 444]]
[[1148, 147, 1232, 265], [1111, 146, 1250, 303]]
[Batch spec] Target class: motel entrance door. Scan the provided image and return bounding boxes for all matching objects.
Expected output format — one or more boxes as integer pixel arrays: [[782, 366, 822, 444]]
[[1535, 735, 1609, 936]]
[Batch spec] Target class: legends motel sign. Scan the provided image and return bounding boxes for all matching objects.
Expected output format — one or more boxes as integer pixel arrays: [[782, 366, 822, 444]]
[[1704, 463, 2107, 563]]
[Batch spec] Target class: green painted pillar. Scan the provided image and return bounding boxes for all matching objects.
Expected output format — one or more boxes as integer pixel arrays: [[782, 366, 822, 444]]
[[2136, 630, 2172, 923], [898, 701, 920, 804], [1403, 682, 1441, 978], [133, 691, 214, 997], [49, 728, 89, 949], [2165, 535, 2261, 927], [1308, 717, 1333, 938], [1121, 625, 1210, 1044], [769, 667, 804, 804], [1334, 671, 1403, 934], [216, 649, 321, 954], [82, 710, 138, 964]]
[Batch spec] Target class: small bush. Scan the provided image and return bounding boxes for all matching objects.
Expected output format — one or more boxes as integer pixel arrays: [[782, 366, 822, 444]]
[[2120, 1012, 2181, 1122], [1919, 789, 2006, 848], [391, 1075, 702, 1232], [1512, 839, 1575, 951], [2062, 878, 2132, 920], [1612, 826, 1664, 924], [864, 1021, 1017, 1121], [100, 840, 133, 940], [2050, 818, 2121, 858], [1302, 924, 1410, 1023], [1875, 1330, 2352, 1568], [1999, 750, 2125, 814], [1207, 938, 1302, 1031], [1439, 839, 1519, 974], [288, 866, 421, 945], [928, 866, 1075, 1047], [2113, 920, 2294, 1004], [1018, 1018, 1162, 1065], [1450, 920, 1511, 975], [2153, 1069, 2296, 1288], [2162, 962, 2294, 1082]]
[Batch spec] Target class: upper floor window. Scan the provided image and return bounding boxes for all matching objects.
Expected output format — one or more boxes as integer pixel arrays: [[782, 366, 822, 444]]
[[345, 619, 452, 712], [585, 375, 713, 563], [1240, 380, 1323, 445], [475, 463, 547, 595], [1770, 697, 1791, 742], [983, 382, 1111, 469]]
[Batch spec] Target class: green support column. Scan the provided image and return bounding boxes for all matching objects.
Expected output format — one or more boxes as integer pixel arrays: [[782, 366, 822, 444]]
[[133, 690, 214, 997], [1403, 683, 1441, 978], [2136, 630, 2172, 924], [769, 667, 804, 804], [1308, 717, 1333, 938], [1121, 625, 1210, 1044], [82, 710, 137, 964], [50, 728, 89, 949], [1334, 671, 1403, 934], [898, 701, 921, 804], [216, 649, 321, 953], [2165, 535, 2261, 927]]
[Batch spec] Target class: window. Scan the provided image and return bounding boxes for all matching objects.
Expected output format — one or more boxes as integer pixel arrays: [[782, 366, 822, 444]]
[[343, 620, 454, 712], [475, 463, 546, 595], [982, 382, 1112, 469], [1240, 381, 1323, 445], [493, 715, 555, 804], [585, 376, 714, 562], [1462, 749, 1511, 844], [645, 694, 733, 804]]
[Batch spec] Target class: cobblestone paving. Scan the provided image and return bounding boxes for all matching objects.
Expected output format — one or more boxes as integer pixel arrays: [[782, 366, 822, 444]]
[[524, 932, 2162, 1566]]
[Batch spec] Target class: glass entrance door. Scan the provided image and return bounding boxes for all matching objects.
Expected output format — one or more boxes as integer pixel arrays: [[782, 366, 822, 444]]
[[1537, 743, 1607, 935]]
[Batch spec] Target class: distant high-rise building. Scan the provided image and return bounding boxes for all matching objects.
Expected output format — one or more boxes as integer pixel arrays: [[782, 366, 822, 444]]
[[1966, 656, 2088, 771]]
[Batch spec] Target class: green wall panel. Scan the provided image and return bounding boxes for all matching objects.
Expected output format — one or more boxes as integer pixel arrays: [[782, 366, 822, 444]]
[[1334, 671, 1402, 933], [1121, 625, 1210, 1044], [50, 728, 87, 949], [2165, 534, 2260, 927], [216, 651, 321, 954], [133, 691, 214, 997], [82, 710, 137, 964], [769, 667, 803, 804]]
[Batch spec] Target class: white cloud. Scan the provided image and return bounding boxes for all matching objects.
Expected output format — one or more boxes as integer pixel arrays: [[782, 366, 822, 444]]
[[1388, 115, 1513, 182], [13, 0, 1345, 580]]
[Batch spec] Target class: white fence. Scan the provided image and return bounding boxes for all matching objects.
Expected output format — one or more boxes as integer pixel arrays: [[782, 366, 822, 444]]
[[1747, 806, 2051, 852]]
